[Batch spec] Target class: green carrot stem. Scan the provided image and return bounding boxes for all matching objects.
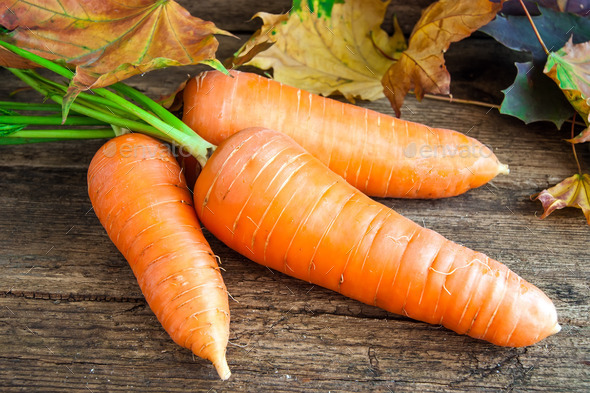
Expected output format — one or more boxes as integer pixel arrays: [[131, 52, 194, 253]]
[[9, 69, 212, 163], [81, 82, 214, 164], [0, 101, 62, 111], [5, 128, 115, 139], [67, 92, 139, 120], [0, 137, 64, 145], [0, 40, 74, 79], [0, 100, 97, 119], [0, 39, 214, 166], [81, 86, 214, 163], [0, 42, 140, 122], [8, 69, 158, 134], [0, 115, 108, 126], [63, 105, 159, 135], [20, 70, 136, 119], [111, 83, 196, 136]]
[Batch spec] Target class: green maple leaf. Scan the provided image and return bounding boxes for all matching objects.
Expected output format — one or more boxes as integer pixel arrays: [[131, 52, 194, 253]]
[[480, 5, 590, 127], [500, 61, 573, 127]]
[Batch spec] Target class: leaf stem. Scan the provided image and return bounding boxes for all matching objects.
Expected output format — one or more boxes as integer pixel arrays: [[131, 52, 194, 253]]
[[89, 84, 215, 164], [422, 92, 588, 127], [69, 95, 135, 120], [571, 113, 582, 173], [518, 0, 549, 55], [422, 93, 501, 110]]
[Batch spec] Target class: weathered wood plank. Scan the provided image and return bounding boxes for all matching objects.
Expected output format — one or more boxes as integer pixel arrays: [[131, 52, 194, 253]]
[[1, 295, 586, 392], [0, 24, 588, 393], [1, 94, 588, 391]]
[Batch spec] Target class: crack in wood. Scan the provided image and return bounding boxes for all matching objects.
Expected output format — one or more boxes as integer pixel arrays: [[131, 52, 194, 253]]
[[1, 290, 145, 303], [450, 348, 532, 388]]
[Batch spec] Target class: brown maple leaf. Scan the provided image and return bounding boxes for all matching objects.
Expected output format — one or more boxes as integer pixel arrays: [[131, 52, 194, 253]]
[[0, 0, 229, 103], [0, 46, 38, 68], [565, 127, 590, 144], [158, 79, 188, 112], [382, 0, 503, 117], [533, 173, 590, 225], [225, 12, 288, 69]]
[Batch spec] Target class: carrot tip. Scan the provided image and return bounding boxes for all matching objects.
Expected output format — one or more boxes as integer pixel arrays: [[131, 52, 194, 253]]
[[497, 162, 510, 175], [214, 356, 231, 380]]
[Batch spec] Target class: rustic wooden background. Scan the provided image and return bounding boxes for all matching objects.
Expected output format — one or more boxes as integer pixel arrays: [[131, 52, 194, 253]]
[[1, 1, 588, 392]]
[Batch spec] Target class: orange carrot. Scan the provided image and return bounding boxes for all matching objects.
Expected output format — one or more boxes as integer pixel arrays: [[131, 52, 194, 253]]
[[176, 147, 201, 188], [88, 133, 231, 379], [194, 127, 559, 347], [183, 70, 509, 199]]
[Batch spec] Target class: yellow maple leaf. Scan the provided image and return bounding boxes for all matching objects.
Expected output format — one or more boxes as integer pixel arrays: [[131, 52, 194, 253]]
[[236, 0, 406, 102]]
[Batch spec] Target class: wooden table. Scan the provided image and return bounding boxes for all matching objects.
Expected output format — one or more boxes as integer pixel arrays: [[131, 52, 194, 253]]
[[1, 2, 588, 391]]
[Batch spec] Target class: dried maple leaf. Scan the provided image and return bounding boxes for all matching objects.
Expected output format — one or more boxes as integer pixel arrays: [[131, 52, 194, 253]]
[[0, 0, 229, 105], [0, 46, 38, 68], [158, 79, 188, 112], [566, 127, 590, 143], [545, 37, 590, 142], [239, 0, 406, 102], [533, 173, 590, 225], [225, 12, 288, 69], [382, 0, 503, 117]]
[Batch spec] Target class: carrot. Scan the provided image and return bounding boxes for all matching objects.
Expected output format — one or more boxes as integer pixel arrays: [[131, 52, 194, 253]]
[[176, 147, 201, 188], [87, 133, 231, 379], [183, 70, 509, 199], [194, 127, 559, 347]]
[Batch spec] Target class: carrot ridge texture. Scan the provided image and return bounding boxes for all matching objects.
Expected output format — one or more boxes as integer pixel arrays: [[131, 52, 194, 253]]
[[88, 134, 231, 379], [184, 70, 509, 199], [195, 128, 559, 347]]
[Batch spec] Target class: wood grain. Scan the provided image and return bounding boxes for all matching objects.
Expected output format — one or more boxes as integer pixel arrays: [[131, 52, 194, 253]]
[[0, 4, 589, 391]]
